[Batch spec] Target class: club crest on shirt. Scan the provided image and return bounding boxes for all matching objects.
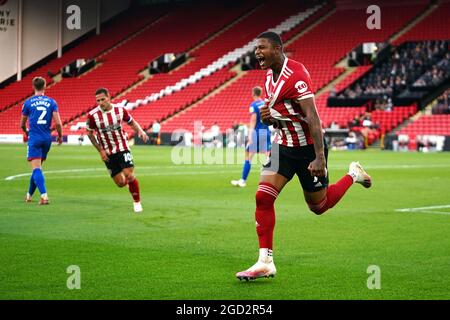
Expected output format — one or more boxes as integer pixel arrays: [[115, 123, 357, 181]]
[[295, 81, 308, 94]]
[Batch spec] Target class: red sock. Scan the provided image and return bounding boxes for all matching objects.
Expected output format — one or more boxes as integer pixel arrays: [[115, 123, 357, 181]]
[[128, 178, 140, 202], [255, 182, 279, 249], [308, 174, 353, 215]]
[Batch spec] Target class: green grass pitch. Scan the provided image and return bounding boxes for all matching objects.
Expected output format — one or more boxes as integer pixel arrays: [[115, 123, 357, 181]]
[[0, 144, 449, 299]]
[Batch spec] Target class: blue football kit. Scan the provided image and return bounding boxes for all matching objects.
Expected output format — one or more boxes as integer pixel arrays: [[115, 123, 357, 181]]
[[246, 99, 271, 153], [22, 95, 58, 161]]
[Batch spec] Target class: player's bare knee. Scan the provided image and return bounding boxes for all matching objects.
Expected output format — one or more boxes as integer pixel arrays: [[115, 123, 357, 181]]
[[115, 179, 127, 188], [307, 203, 326, 215]]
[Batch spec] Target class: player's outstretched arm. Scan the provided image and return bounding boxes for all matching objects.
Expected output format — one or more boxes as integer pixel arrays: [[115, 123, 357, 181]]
[[129, 119, 149, 143], [298, 97, 326, 177], [52, 111, 63, 145]]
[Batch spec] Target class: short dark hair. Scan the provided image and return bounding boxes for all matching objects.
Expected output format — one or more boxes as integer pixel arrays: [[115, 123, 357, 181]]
[[95, 88, 109, 96], [252, 86, 263, 97], [32, 77, 46, 91], [257, 31, 283, 48]]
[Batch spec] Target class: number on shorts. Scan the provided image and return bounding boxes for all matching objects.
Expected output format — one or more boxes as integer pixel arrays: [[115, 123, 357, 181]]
[[123, 152, 133, 163], [36, 107, 47, 125]]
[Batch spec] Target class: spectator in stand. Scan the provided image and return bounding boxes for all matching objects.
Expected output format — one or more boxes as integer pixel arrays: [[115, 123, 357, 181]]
[[329, 121, 340, 130], [345, 131, 358, 150], [362, 113, 373, 128], [348, 116, 361, 129], [340, 40, 448, 99], [432, 89, 450, 114]]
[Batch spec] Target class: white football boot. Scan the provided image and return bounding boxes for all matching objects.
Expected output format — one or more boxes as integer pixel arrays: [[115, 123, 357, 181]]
[[133, 202, 143, 213], [348, 161, 372, 188], [236, 258, 276, 281], [231, 179, 247, 187]]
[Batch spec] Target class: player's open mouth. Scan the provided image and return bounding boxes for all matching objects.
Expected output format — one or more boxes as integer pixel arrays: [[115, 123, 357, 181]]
[[257, 56, 266, 68]]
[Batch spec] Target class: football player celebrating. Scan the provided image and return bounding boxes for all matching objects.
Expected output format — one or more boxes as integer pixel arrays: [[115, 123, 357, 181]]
[[86, 88, 148, 213], [236, 32, 372, 281]]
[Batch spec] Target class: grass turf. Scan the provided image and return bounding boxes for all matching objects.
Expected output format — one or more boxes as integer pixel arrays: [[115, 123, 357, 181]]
[[0, 144, 449, 299]]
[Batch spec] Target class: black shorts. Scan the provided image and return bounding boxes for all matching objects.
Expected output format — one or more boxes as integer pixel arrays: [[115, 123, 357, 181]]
[[262, 143, 329, 192], [104, 151, 135, 177]]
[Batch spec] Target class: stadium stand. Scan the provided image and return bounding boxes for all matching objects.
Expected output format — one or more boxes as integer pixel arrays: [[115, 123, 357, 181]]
[[398, 89, 450, 139], [337, 40, 449, 99], [0, 1, 258, 134], [66, 0, 326, 136], [162, 1, 428, 138], [1, 0, 448, 150], [393, 1, 450, 44], [431, 89, 450, 115], [0, 6, 167, 112], [398, 114, 450, 136]]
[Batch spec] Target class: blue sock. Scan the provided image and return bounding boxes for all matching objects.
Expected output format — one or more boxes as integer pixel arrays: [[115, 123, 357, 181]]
[[33, 168, 47, 195], [241, 160, 251, 181], [28, 171, 37, 196]]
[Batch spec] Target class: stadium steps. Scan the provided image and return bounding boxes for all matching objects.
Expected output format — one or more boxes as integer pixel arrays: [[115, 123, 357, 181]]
[[113, 2, 262, 107], [97, 14, 169, 61], [62, 4, 260, 129], [391, 110, 422, 136], [103, 68, 154, 107], [0, 9, 168, 114], [160, 67, 245, 125], [79, 13, 170, 104], [388, 1, 439, 43], [315, 67, 356, 98], [391, 96, 443, 137], [393, 99, 436, 136], [368, 139, 381, 149], [185, 3, 263, 56], [284, 6, 336, 48]]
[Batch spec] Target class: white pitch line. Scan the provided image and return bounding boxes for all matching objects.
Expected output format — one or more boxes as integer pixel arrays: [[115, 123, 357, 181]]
[[5, 168, 106, 181], [395, 205, 450, 215], [5, 162, 450, 181], [4, 167, 241, 181], [38, 170, 241, 180]]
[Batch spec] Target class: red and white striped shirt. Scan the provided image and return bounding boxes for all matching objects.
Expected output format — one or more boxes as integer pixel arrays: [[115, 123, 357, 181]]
[[264, 58, 316, 147], [86, 105, 133, 155]]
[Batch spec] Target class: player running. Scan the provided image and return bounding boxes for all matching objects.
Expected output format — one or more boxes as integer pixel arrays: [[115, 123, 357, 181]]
[[21, 77, 63, 205], [86, 88, 149, 213], [231, 86, 271, 188], [236, 32, 372, 281]]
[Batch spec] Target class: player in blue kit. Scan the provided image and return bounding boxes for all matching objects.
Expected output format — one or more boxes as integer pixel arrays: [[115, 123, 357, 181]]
[[231, 87, 271, 187], [20, 77, 63, 205]]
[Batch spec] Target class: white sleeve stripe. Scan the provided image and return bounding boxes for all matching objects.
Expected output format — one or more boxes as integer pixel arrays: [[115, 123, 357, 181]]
[[297, 94, 314, 101]]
